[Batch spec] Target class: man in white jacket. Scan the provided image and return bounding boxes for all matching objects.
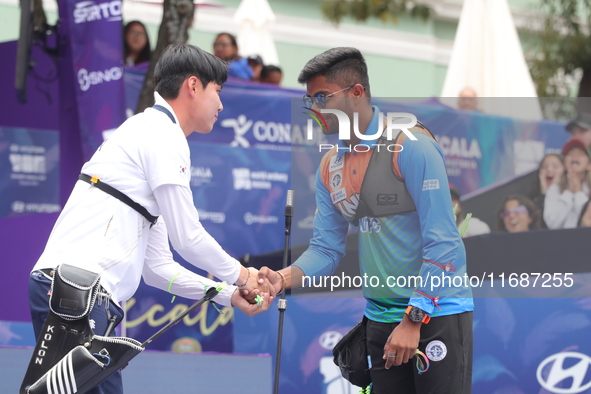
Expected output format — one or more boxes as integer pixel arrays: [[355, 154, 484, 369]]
[[27, 44, 272, 394]]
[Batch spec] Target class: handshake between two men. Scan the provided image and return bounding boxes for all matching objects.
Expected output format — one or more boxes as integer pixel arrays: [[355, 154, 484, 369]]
[[233, 266, 304, 316]]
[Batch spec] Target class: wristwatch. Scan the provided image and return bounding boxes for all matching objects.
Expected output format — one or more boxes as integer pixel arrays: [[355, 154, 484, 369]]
[[405, 306, 431, 324]]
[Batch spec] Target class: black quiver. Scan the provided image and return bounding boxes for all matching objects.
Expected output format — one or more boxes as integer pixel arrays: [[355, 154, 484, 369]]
[[20, 264, 143, 394]]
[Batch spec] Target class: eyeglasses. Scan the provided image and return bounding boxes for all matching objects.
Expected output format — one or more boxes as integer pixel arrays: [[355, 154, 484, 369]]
[[500, 205, 528, 219], [303, 85, 354, 109], [128, 30, 147, 38]]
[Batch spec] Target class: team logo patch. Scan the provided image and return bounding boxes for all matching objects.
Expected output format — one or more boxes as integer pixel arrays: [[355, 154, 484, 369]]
[[331, 188, 347, 203], [422, 179, 440, 191], [377, 194, 398, 206], [330, 171, 342, 190], [329, 155, 344, 172], [425, 340, 447, 362]]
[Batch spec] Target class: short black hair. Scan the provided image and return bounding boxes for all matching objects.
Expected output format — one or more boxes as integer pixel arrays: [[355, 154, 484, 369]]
[[155, 44, 227, 99], [261, 65, 282, 80], [297, 47, 371, 97]]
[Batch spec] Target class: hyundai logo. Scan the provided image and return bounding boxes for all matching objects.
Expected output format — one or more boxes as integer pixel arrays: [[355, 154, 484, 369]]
[[537, 352, 591, 393]]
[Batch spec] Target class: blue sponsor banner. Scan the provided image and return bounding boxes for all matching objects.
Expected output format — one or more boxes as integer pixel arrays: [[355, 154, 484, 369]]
[[189, 80, 306, 149], [0, 127, 60, 218], [235, 295, 591, 394], [472, 297, 591, 394], [188, 142, 290, 258], [123, 62, 149, 117], [59, 0, 126, 159]]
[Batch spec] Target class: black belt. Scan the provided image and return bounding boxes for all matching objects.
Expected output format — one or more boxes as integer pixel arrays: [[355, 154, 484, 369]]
[[78, 174, 158, 227]]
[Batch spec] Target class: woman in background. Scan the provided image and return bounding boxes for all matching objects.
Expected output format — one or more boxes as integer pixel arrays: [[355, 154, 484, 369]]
[[212, 32, 240, 62], [528, 153, 563, 228], [124, 21, 151, 66], [544, 139, 591, 229], [496, 195, 541, 233]]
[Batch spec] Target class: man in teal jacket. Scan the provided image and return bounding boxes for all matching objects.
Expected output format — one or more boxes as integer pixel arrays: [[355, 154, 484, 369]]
[[259, 47, 473, 393]]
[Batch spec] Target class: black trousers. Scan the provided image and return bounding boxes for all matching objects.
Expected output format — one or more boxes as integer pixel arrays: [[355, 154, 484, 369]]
[[366, 312, 473, 394]]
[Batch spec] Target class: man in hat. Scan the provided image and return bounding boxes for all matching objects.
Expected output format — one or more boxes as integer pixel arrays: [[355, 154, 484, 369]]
[[566, 113, 591, 148], [228, 54, 264, 82], [247, 54, 264, 82]]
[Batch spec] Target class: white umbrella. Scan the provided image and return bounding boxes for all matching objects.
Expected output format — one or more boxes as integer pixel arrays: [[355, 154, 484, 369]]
[[233, 0, 279, 65], [440, 0, 542, 120]]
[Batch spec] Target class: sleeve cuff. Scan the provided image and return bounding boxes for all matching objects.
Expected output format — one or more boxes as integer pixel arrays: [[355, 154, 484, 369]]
[[214, 285, 236, 307], [409, 294, 437, 315]]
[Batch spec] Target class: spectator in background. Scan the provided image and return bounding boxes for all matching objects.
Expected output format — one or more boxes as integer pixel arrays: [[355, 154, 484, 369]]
[[124, 21, 151, 66], [528, 153, 564, 228], [247, 55, 264, 82], [450, 184, 490, 237], [565, 112, 591, 148], [496, 195, 541, 233], [212, 32, 240, 62], [457, 87, 478, 111], [225, 54, 265, 82], [212, 33, 266, 82], [260, 65, 283, 85], [544, 139, 591, 229], [578, 199, 591, 227]]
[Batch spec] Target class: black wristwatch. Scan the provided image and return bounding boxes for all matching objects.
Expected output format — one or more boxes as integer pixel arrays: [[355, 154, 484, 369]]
[[405, 306, 430, 324]]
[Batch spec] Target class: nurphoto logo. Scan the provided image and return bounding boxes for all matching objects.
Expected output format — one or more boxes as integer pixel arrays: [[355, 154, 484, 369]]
[[304, 109, 418, 152]]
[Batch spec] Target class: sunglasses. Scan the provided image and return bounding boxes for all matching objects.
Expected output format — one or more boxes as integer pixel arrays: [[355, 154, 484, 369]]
[[500, 205, 528, 220], [303, 85, 354, 109]]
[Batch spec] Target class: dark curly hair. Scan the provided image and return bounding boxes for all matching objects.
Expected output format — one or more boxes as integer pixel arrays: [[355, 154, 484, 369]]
[[496, 194, 541, 232]]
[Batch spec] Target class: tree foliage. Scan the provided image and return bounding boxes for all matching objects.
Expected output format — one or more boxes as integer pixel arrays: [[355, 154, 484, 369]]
[[528, 0, 591, 114], [320, 0, 432, 25]]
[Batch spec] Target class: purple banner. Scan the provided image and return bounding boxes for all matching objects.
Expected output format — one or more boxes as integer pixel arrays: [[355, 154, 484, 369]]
[[58, 0, 126, 159]]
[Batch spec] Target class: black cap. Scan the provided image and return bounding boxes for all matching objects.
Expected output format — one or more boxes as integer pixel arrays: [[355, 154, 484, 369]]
[[566, 113, 591, 132], [247, 54, 264, 65]]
